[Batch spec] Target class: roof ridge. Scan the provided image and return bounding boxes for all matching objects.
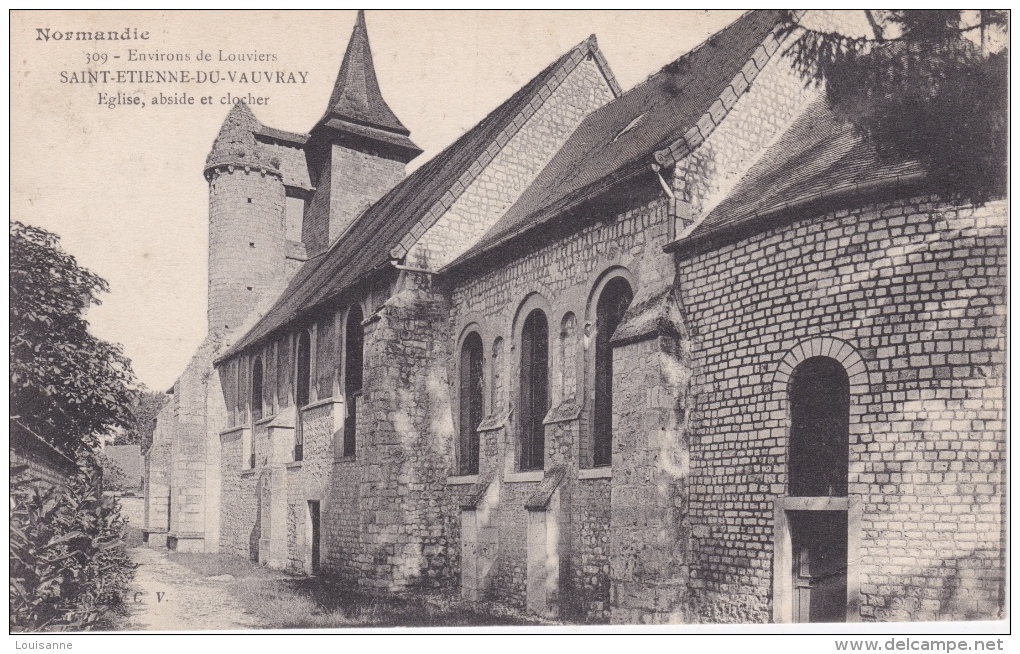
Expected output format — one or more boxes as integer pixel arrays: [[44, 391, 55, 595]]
[[387, 34, 612, 262]]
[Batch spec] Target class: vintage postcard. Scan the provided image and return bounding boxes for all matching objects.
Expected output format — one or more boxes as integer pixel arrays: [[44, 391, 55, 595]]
[[9, 9, 1008, 642]]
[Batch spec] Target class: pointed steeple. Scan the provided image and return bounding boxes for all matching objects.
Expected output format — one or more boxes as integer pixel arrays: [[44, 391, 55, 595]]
[[313, 10, 421, 162]]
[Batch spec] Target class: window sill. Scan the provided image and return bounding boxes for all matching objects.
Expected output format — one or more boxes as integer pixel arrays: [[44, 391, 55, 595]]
[[240, 469, 256, 477], [505, 470, 544, 483], [286, 461, 303, 470], [300, 396, 339, 412], [333, 456, 356, 464], [446, 474, 479, 486], [578, 467, 612, 479]]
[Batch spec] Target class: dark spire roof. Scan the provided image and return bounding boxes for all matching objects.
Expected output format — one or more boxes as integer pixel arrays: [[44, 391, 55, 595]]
[[314, 10, 421, 160]]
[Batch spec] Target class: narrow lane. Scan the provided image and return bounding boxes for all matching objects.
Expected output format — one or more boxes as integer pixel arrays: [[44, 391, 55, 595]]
[[118, 547, 267, 631]]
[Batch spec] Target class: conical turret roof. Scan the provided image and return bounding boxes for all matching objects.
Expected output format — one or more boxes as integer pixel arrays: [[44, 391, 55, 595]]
[[313, 11, 421, 161], [205, 102, 278, 173]]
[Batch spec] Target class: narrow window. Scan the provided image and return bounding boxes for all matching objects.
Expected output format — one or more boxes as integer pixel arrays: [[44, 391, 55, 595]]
[[519, 309, 549, 471], [560, 313, 577, 402], [316, 316, 335, 400], [343, 306, 365, 458], [491, 337, 503, 414], [593, 278, 633, 467], [295, 330, 311, 461], [277, 335, 291, 409], [251, 357, 264, 423], [789, 356, 850, 497], [224, 359, 238, 428], [459, 332, 484, 475]]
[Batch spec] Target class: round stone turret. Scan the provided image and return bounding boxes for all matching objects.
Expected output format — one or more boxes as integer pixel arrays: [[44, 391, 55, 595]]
[[204, 102, 280, 178], [205, 102, 287, 335]]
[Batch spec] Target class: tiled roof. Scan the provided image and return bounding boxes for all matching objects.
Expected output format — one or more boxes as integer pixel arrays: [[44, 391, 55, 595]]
[[672, 98, 926, 255], [222, 40, 597, 360], [445, 10, 787, 270], [314, 10, 420, 158]]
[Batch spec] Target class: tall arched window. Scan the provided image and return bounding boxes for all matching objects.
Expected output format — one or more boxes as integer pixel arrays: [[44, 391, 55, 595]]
[[593, 277, 633, 467], [295, 330, 311, 461], [519, 309, 549, 472], [343, 305, 365, 458], [251, 356, 264, 423], [789, 356, 849, 497], [459, 332, 484, 475]]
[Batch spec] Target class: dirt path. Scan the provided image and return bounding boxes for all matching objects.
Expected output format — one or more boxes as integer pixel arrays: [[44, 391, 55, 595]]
[[118, 547, 267, 631]]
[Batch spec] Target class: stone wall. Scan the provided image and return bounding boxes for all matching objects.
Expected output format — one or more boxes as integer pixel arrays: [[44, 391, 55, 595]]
[[355, 272, 460, 588], [303, 142, 405, 256], [678, 196, 1007, 622], [448, 197, 676, 621], [207, 168, 287, 334], [408, 55, 616, 270], [669, 25, 816, 227]]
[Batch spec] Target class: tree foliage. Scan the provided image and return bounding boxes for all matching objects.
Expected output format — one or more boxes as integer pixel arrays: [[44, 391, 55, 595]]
[[10, 221, 138, 455], [780, 10, 1008, 204], [114, 389, 168, 453], [10, 457, 136, 631]]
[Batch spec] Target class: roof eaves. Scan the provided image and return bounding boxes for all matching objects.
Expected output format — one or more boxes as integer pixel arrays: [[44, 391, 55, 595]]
[[666, 171, 928, 259], [388, 36, 602, 263], [441, 160, 651, 276], [254, 125, 309, 146]]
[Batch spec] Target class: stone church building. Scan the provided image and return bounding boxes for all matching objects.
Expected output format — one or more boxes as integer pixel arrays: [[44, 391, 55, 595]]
[[144, 10, 1006, 624]]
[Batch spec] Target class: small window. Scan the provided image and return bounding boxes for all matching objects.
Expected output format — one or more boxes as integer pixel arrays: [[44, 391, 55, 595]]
[[251, 357, 264, 423], [295, 330, 312, 461], [343, 306, 365, 458], [519, 309, 549, 472], [593, 278, 633, 467], [459, 332, 484, 475], [491, 337, 504, 414], [789, 356, 850, 497]]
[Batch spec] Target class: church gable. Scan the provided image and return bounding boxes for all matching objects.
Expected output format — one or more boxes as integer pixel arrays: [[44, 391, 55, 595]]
[[398, 37, 620, 271]]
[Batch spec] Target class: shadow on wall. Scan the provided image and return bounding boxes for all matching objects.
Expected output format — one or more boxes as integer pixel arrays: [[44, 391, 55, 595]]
[[250, 474, 263, 563]]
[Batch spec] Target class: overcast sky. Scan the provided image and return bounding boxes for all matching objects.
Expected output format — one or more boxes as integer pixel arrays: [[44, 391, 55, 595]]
[[12, 10, 757, 391]]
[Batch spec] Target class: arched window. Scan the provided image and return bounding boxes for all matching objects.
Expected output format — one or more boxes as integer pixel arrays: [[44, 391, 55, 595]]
[[459, 332, 484, 475], [519, 309, 549, 471], [251, 356, 264, 423], [593, 277, 633, 467], [789, 356, 849, 497], [343, 305, 365, 458], [295, 330, 311, 461]]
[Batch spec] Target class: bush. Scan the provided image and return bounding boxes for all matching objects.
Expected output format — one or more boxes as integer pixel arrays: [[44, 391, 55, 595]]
[[9, 457, 136, 631]]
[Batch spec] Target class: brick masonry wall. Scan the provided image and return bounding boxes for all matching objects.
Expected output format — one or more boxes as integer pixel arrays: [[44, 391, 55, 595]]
[[409, 57, 616, 270], [678, 196, 1007, 622]]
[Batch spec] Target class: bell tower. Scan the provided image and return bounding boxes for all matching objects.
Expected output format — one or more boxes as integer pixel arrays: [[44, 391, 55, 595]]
[[302, 10, 422, 257]]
